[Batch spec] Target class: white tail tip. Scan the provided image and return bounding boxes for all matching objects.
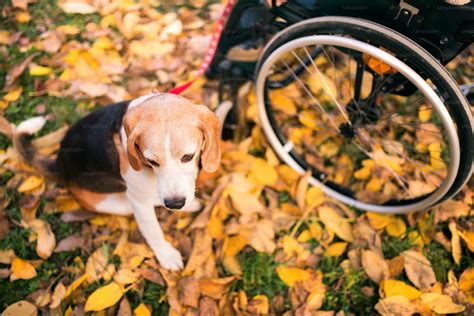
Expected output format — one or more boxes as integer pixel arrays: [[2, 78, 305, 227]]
[[16, 116, 46, 135]]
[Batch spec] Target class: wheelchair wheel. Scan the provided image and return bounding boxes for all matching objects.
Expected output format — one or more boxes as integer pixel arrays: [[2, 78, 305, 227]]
[[255, 17, 473, 213]]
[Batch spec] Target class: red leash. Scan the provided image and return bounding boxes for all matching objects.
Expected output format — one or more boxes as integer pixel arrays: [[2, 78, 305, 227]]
[[168, 0, 237, 95]]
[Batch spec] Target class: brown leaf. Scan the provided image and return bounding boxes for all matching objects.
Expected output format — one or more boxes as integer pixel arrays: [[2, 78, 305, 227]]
[[55, 235, 88, 252], [401, 250, 436, 290], [0, 268, 10, 279], [199, 276, 236, 300], [117, 298, 132, 316], [183, 230, 213, 275], [178, 276, 200, 308], [138, 267, 165, 286], [1, 300, 37, 316], [198, 296, 218, 316], [85, 247, 108, 282], [448, 222, 461, 265], [28, 219, 56, 259], [12, 0, 28, 10], [375, 296, 415, 316], [361, 250, 389, 284], [4, 53, 38, 88], [249, 219, 276, 253], [0, 116, 13, 138], [49, 282, 66, 309]]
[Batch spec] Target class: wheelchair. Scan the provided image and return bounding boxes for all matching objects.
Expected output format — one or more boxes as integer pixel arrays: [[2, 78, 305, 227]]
[[205, 0, 473, 213]]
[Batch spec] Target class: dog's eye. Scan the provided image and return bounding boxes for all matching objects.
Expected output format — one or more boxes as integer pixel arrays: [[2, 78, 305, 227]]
[[147, 160, 160, 168], [181, 153, 195, 163]]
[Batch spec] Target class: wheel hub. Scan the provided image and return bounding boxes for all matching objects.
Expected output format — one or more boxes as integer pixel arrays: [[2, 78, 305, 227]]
[[346, 99, 381, 125]]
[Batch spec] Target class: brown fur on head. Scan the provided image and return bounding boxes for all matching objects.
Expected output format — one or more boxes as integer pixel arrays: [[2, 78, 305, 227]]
[[122, 94, 221, 173]]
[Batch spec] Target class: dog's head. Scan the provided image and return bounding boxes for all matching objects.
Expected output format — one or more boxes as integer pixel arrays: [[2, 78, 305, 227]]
[[123, 94, 221, 211]]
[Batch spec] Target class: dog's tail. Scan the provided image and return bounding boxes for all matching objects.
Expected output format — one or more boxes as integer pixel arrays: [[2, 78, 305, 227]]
[[13, 117, 59, 180]]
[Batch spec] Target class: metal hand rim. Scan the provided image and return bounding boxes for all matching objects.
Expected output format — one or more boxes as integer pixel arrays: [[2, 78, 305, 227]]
[[255, 35, 460, 214]]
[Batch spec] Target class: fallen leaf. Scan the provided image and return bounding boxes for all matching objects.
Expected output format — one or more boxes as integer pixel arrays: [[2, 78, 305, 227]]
[[28, 219, 56, 259], [84, 282, 124, 312], [29, 65, 53, 76], [366, 212, 392, 229], [58, 0, 97, 14], [249, 219, 276, 253], [0, 249, 15, 264], [178, 277, 200, 308], [375, 296, 415, 316], [459, 230, 474, 252], [85, 247, 108, 282], [276, 266, 312, 287], [247, 295, 269, 315], [12, 0, 28, 10], [448, 222, 461, 264], [381, 279, 421, 300], [361, 250, 389, 284], [199, 276, 236, 300], [420, 293, 465, 314], [250, 158, 278, 186], [133, 303, 150, 316], [18, 176, 44, 193], [5, 53, 38, 88], [55, 235, 88, 252], [459, 268, 474, 304], [323, 242, 348, 257], [386, 218, 406, 237], [49, 282, 66, 309], [401, 250, 436, 290], [117, 298, 132, 316], [3, 87, 23, 102], [64, 274, 87, 298], [319, 206, 353, 242], [114, 268, 139, 285], [1, 300, 37, 316], [10, 257, 37, 281]]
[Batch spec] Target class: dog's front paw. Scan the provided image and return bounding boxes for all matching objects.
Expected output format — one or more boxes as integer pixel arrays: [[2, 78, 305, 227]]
[[155, 242, 184, 271]]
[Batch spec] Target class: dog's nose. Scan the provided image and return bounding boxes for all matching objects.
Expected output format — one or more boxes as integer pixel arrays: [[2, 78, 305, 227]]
[[164, 197, 186, 209]]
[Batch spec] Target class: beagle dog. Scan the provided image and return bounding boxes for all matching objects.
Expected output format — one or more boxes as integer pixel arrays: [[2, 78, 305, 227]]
[[13, 93, 221, 270]]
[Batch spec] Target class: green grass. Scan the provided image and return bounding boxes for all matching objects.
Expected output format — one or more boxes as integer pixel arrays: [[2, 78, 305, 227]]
[[232, 251, 288, 302], [319, 256, 378, 314]]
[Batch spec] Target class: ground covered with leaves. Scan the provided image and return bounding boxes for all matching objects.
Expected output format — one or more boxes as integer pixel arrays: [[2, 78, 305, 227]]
[[0, 0, 473, 315]]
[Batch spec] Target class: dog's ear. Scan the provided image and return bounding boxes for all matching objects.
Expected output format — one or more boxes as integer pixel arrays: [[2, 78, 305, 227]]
[[198, 106, 221, 173], [123, 107, 143, 171]]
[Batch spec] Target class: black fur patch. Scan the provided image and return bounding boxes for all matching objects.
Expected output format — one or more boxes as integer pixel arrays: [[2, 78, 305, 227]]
[[56, 101, 129, 193]]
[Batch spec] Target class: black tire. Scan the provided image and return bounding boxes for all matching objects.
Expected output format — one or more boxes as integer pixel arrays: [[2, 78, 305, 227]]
[[255, 16, 473, 206]]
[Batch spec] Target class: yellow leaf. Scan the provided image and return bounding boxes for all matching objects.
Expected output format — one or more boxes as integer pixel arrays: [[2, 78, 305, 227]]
[[249, 295, 269, 314], [297, 229, 311, 243], [309, 222, 323, 241], [199, 276, 236, 299], [84, 282, 124, 312], [64, 274, 87, 298], [299, 111, 318, 129], [207, 213, 225, 240], [10, 257, 37, 281], [3, 87, 23, 102], [319, 206, 353, 242], [386, 218, 406, 237], [381, 279, 421, 300], [324, 242, 348, 257], [295, 171, 310, 209], [0, 249, 15, 264], [367, 212, 393, 230], [64, 306, 73, 316], [0, 30, 10, 45], [418, 105, 431, 123], [15, 11, 31, 23], [18, 175, 44, 193], [282, 235, 305, 257], [223, 234, 248, 257], [276, 266, 311, 287], [354, 167, 371, 180], [459, 268, 474, 304], [1, 300, 37, 316], [250, 158, 278, 186], [366, 177, 382, 192], [306, 186, 324, 208], [222, 255, 242, 275], [420, 293, 465, 314], [268, 92, 296, 115], [134, 303, 150, 316], [459, 230, 474, 252], [29, 65, 53, 76]]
